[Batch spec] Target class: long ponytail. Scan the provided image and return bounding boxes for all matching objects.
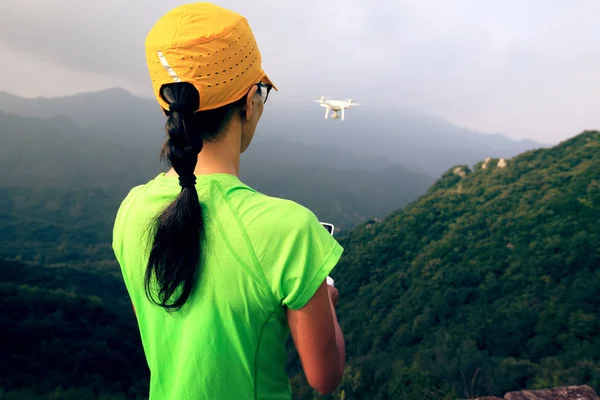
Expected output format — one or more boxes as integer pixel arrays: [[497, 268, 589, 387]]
[[144, 83, 204, 311], [144, 82, 247, 311]]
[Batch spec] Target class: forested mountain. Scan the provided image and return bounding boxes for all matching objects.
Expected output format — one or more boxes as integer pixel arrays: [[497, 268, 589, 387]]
[[0, 131, 596, 399], [0, 186, 119, 266], [1, 87, 591, 400], [0, 259, 148, 400], [286, 130, 599, 399]]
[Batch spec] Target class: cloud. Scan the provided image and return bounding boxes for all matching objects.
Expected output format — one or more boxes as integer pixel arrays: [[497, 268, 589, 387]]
[[0, 42, 144, 98], [0, 0, 152, 82], [0, 0, 598, 142]]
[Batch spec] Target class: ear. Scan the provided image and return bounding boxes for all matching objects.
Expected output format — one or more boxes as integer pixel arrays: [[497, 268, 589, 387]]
[[243, 85, 259, 121]]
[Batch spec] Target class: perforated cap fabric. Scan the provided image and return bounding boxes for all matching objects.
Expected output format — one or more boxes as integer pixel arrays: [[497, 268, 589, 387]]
[[145, 2, 277, 112]]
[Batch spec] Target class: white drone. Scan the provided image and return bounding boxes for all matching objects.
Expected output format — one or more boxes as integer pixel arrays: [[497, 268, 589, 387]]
[[313, 96, 360, 121]]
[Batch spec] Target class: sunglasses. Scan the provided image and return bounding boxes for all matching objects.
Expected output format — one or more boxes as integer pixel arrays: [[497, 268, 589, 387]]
[[256, 82, 272, 103]]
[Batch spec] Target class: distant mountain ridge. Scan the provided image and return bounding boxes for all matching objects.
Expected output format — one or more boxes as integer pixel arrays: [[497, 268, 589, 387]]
[[0, 88, 161, 131], [0, 88, 546, 177], [258, 102, 548, 176], [0, 108, 434, 244]]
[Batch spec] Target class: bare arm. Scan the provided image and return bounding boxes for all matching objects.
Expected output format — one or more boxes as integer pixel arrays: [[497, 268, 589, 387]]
[[286, 281, 345, 394], [326, 285, 345, 374]]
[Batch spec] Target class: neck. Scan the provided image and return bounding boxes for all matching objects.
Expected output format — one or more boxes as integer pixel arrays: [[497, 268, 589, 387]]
[[166, 121, 242, 178], [193, 137, 240, 176]]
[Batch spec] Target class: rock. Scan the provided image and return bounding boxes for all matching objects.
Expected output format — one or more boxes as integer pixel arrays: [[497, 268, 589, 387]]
[[482, 157, 492, 169], [453, 167, 466, 178], [470, 386, 599, 400], [504, 385, 599, 400]]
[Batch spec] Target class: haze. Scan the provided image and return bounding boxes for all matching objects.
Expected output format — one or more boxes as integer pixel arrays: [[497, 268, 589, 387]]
[[0, 0, 598, 143]]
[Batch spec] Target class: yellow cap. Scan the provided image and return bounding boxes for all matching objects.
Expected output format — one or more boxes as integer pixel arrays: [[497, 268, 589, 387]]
[[145, 2, 277, 112]]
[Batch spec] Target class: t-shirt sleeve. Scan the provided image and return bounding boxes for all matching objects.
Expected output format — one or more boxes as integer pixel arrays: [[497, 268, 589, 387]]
[[111, 184, 146, 265], [254, 201, 344, 310]]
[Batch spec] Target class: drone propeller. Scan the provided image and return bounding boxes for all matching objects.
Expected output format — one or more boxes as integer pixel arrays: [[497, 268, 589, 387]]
[[313, 96, 331, 102]]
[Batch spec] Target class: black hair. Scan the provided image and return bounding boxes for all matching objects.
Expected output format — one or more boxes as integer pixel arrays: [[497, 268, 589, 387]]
[[143, 82, 253, 312]]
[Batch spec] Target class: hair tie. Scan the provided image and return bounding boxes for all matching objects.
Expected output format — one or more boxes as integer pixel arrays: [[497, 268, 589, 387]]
[[169, 102, 192, 113], [178, 174, 196, 188]]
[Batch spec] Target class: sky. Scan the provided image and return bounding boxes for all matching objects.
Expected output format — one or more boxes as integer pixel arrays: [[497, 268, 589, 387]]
[[0, 0, 598, 143]]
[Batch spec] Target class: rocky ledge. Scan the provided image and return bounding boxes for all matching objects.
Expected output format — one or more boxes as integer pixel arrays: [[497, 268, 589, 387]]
[[475, 385, 598, 400]]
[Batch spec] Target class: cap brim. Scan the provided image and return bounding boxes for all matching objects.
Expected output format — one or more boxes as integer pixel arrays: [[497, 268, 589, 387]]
[[262, 71, 278, 91]]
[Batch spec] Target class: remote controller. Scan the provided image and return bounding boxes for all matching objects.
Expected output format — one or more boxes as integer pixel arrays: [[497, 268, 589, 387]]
[[320, 222, 336, 287]]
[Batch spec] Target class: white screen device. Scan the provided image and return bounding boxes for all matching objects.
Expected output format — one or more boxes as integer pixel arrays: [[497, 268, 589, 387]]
[[321, 222, 334, 235], [320, 222, 335, 287]]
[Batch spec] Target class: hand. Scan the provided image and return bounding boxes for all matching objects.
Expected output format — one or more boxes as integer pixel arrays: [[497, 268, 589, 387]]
[[327, 284, 339, 308]]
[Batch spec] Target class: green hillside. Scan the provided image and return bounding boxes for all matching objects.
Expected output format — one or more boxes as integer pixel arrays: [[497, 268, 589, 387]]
[[0, 259, 148, 400], [0, 186, 120, 267], [289, 131, 600, 399], [0, 111, 162, 193], [0, 131, 596, 399]]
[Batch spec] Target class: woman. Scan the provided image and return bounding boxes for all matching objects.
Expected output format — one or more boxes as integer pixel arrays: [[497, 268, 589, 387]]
[[112, 3, 345, 399]]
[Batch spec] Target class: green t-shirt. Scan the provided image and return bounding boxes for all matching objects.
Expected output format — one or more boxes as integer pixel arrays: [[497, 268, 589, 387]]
[[112, 172, 344, 400]]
